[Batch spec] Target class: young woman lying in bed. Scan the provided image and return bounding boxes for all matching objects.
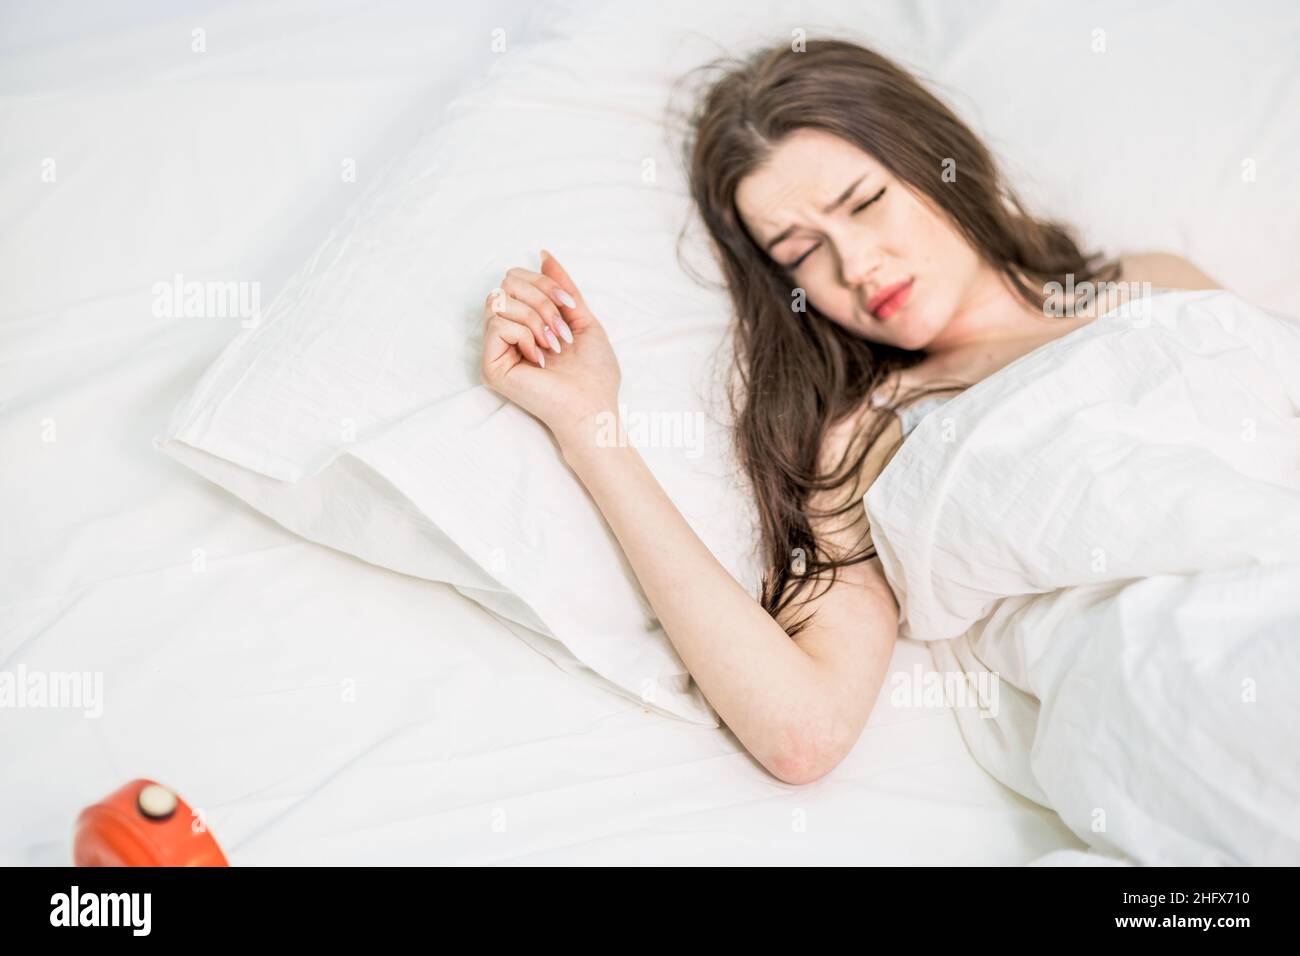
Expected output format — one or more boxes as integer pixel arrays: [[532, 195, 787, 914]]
[[477, 39, 1218, 785]]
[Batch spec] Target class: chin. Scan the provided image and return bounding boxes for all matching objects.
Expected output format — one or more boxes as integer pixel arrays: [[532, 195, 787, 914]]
[[882, 313, 935, 351]]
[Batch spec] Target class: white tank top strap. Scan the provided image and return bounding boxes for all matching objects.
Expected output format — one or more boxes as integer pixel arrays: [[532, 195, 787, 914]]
[[868, 388, 952, 439], [894, 395, 950, 438]]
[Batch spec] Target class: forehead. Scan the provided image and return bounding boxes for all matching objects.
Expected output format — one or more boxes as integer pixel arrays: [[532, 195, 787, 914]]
[[736, 129, 883, 235]]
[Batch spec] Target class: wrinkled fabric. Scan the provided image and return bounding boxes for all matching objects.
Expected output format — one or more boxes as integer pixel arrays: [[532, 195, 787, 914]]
[[865, 291, 1300, 863]]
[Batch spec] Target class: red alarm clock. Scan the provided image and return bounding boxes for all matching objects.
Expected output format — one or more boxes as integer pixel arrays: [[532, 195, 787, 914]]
[[73, 779, 229, 867]]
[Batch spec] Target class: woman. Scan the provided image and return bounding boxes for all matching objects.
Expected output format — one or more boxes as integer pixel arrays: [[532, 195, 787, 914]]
[[477, 39, 1218, 785]]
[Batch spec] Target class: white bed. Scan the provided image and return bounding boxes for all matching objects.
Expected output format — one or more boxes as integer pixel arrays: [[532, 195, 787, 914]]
[[4, 0, 1294, 866], [0, 295, 1073, 864]]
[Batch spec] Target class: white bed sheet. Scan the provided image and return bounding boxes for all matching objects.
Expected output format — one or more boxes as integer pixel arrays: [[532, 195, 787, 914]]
[[0, 273, 1077, 865], [0, 0, 1083, 864], [0, 299, 1077, 864]]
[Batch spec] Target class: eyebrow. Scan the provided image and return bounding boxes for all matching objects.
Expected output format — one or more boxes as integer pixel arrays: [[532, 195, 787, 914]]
[[763, 174, 867, 252]]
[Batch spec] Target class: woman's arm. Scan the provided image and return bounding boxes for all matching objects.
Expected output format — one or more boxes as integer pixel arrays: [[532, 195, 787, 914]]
[[555, 408, 900, 786], [480, 251, 898, 785]]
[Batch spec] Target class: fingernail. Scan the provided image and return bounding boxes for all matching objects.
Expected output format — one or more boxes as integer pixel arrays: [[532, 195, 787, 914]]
[[556, 289, 577, 309], [538, 352, 545, 368], [546, 329, 561, 353], [540, 248, 552, 262], [556, 318, 573, 343]]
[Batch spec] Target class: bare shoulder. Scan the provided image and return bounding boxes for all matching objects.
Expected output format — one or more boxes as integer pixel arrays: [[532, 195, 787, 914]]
[[1118, 251, 1221, 291], [817, 401, 902, 504], [807, 400, 902, 565], [777, 398, 899, 644]]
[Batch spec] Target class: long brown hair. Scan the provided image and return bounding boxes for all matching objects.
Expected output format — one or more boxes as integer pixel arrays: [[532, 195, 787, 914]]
[[677, 38, 1118, 637]]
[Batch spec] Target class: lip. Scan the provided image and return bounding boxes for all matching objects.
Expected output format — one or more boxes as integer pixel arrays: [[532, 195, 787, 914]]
[[866, 278, 914, 320]]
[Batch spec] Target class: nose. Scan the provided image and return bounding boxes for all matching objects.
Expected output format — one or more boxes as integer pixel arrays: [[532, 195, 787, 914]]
[[836, 240, 879, 290]]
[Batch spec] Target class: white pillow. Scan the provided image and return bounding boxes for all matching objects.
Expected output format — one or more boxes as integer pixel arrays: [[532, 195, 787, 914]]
[[161, 0, 1299, 723], [159, 0, 888, 724]]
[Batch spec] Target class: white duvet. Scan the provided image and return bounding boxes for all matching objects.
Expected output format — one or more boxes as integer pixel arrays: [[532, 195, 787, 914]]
[[864, 290, 1300, 865]]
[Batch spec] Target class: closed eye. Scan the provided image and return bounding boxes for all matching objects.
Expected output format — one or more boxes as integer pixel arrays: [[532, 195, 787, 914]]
[[784, 186, 887, 270], [851, 185, 886, 214]]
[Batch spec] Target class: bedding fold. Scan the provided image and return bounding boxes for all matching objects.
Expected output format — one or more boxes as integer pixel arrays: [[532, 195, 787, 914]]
[[864, 290, 1300, 863]]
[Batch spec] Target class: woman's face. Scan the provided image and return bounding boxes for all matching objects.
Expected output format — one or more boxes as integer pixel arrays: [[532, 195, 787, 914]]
[[735, 128, 985, 351]]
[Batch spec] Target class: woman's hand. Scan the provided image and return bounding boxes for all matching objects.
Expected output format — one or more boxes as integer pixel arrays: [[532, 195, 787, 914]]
[[480, 250, 621, 444]]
